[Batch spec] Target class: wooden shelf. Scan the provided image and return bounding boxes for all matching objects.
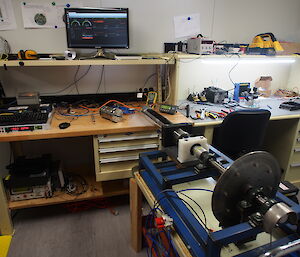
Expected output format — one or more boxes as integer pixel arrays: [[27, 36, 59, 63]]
[[0, 54, 296, 67], [0, 57, 173, 67], [8, 176, 129, 210]]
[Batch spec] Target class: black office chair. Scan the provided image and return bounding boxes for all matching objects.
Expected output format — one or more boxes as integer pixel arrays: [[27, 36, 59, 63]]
[[212, 109, 271, 160]]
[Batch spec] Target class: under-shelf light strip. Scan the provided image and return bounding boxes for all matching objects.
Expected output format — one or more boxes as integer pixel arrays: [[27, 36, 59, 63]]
[[200, 58, 296, 64]]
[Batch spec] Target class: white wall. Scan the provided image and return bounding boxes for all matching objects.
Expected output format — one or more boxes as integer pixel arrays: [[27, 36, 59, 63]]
[[211, 0, 300, 44], [1, 0, 300, 53], [1, 0, 215, 53], [288, 59, 300, 92], [1, 65, 157, 97], [0, 0, 300, 96]]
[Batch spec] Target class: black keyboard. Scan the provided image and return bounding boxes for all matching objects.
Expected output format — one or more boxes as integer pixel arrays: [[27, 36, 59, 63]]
[[0, 111, 50, 126]]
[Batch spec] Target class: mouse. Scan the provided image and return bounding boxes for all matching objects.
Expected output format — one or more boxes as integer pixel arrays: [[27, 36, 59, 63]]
[[59, 122, 71, 129]]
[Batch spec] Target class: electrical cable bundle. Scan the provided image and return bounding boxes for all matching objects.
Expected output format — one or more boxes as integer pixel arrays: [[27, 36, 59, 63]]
[[145, 208, 175, 257], [145, 188, 214, 257], [79, 99, 142, 112]]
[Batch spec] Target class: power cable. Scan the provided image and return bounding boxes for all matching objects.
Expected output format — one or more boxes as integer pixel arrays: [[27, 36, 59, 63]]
[[210, 0, 216, 39], [74, 66, 80, 94], [96, 65, 105, 93], [43, 65, 91, 95], [152, 188, 213, 231], [228, 54, 241, 87], [144, 73, 157, 88]]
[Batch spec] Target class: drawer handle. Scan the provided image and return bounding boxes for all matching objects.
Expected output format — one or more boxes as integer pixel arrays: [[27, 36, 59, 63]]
[[99, 144, 158, 153], [100, 155, 139, 163], [98, 134, 158, 142], [291, 163, 300, 168], [294, 148, 300, 152]]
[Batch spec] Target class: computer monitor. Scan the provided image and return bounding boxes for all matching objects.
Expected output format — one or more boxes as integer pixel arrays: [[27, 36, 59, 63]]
[[65, 8, 129, 56]]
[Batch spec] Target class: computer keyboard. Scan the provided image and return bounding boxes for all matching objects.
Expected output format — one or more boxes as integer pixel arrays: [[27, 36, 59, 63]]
[[0, 104, 53, 133], [0, 111, 49, 126]]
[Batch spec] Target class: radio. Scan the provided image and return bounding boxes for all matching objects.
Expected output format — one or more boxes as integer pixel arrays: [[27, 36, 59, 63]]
[[159, 104, 177, 115]]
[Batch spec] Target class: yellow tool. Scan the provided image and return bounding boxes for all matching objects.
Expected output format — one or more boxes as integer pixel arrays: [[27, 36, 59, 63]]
[[146, 91, 157, 108], [205, 111, 217, 120], [17, 50, 39, 60], [248, 33, 283, 56]]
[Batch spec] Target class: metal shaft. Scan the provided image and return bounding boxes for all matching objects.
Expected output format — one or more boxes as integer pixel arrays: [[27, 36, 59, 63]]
[[173, 128, 190, 140], [259, 238, 300, 257], [209, 160, 226, 174], [193, 146, 226, 174]]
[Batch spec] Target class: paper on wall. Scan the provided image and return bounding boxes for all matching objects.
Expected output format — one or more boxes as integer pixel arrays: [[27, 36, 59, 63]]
[[53, 0, 82, 28], [21, 1, 82, 29], [174, 13, 200, 39], [0, 0, 17, 31]]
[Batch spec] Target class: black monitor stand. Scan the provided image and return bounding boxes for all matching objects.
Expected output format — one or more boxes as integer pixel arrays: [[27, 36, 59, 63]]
[[79, 49, 115, 60], [92, 49, 115, 59]]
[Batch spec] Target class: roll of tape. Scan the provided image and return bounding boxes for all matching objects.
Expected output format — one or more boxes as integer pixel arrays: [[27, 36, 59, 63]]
[[64, 50, 76, 60]]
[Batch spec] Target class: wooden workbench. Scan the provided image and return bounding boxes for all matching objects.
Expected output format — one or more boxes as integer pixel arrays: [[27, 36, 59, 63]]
[[0, 111, 155, 142], [0, 108, 190, 142], [0, 108, 190, 236]]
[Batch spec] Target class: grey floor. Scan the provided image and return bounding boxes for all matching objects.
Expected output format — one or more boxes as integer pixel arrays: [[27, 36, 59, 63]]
[[8, 197, 147, 257]]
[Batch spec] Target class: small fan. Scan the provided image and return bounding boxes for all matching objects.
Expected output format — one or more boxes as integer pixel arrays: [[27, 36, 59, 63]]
[[0, 37, 10, 59]]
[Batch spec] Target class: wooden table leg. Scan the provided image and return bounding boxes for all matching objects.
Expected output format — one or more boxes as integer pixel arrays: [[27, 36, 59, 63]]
[[204, 126, 214, 144], [130, 178, 142, 252], [0, 179, 13, 235], [10, 141, 23, 157]]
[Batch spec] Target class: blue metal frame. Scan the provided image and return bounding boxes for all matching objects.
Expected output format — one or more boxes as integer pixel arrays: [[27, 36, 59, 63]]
[[139, 150, 300, 257]]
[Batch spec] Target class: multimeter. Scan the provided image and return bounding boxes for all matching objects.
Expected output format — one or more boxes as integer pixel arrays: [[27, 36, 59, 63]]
[[159, 104, 177, 115], [146, 91, 157, 107]]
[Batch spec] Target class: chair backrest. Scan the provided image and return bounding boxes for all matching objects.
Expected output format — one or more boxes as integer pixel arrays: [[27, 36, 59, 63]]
[[212, 109, 271, 159]]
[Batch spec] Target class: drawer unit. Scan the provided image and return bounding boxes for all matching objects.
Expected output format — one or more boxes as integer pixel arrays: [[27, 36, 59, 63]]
[[295, 121, 300, 147], [93, 131, 159, 181], [296, 136, 300, 147], [295, 130, 300, 147], [285, 120, 300, 184], [286, 166, 300, 186], [291, 147, 300, 163]]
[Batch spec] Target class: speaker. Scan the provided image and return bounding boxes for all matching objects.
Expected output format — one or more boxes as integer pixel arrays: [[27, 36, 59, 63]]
[[64, 50, 76, 60], [164, 43, 176, 53]]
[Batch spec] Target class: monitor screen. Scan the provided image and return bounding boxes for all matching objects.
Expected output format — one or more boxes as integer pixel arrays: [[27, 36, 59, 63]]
[[65, 8, 129, 49]]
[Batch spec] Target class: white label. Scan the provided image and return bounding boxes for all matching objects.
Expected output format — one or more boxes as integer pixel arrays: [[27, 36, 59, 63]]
[[8, 106, 28, 110], [279, 182, 289, 191]]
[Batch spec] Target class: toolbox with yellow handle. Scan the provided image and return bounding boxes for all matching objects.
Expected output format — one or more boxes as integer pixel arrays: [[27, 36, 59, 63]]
[[247, 32, 284, 56]]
